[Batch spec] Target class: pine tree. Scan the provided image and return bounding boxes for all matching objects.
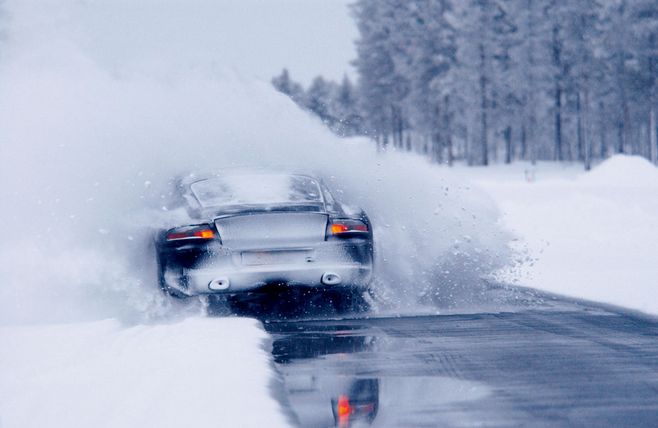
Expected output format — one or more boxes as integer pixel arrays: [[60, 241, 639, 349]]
[[331, 75, 363, 136], [629, 0, 658, 163], [271, 68, 304, 105], [272, 0, 657, 167], [352, 0, 410, 147], [455, 0, 516, 165], [304, 76, 335, 126], [399, 0, 459, 162]]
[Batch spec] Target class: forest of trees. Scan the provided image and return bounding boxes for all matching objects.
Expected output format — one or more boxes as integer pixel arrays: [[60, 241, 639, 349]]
[[273, 0, 658, 168]]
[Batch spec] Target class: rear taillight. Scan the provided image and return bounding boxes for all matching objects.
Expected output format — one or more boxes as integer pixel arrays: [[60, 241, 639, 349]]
[[166, 225, 216, 241], [336, 395, 352, 426], [327, 219, 369, 237]]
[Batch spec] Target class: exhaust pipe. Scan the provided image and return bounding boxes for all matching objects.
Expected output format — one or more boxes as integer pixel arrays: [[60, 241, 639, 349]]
[[321, 272, 342, 286], [208, 277, 230, 291]]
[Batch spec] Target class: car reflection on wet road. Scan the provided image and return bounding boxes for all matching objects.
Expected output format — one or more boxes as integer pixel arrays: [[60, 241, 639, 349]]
[[268, 323, 379, 427], [258, 293, 658, 427]]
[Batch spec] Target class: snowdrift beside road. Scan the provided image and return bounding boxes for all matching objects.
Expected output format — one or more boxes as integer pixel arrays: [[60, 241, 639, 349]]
[[480, 155, 658, 316], [579, 154, 658, 187], [0, 317, 289, 428]]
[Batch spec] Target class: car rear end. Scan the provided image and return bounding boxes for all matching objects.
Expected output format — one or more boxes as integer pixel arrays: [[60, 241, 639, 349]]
[[156, 173, 373, 297]]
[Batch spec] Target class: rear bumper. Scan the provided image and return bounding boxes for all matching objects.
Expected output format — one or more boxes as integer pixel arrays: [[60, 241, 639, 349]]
[[169, 263, 372, 296], [159, 240, 373, 296]]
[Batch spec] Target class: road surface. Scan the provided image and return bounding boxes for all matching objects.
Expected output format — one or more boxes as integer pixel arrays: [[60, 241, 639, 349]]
[[247, 286, 658, 427]]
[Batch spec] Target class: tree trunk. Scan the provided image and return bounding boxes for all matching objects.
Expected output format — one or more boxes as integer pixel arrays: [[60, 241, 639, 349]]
[[446, 133, 454, 166], [390, 106, 399, 148], [555, 85, 563, 161], [520, 123, 527, 160], [623, 100, 632, 154], [618, 58, 630, 154], [398, 110, 405, 149], [599, 113, 607, 160], [479, 43, 489, 166], [504, 126, 512, 164], [443, 95, 453, 166], [552, 25, 564, 161], [529, 122, 537, 166], [433, 133, 442, 163], [583, 88, 591, 171], [434, 104, 442, 162], [649, 102, 658, 165], [576, 91, 583, 162], [465, 126, 472, 166]]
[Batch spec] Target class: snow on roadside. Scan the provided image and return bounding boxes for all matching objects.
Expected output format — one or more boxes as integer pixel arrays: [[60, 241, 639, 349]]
[[0, 317, 290, 428], [477, 155, 658, 316]]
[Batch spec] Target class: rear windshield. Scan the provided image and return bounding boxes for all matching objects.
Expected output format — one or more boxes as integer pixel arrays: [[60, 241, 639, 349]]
[[190, 174, 323, 208]]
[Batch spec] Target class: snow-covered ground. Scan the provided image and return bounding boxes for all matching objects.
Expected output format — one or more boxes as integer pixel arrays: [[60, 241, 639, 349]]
[[0, 317, 290, 428], [473, 156, 658, 316]]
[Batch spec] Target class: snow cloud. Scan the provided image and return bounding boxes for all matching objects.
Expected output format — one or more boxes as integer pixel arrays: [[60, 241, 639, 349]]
[[0, 0, 511, 324]]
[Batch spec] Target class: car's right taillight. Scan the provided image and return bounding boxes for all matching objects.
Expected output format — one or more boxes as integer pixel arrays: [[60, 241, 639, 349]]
[[327, 219, 369, 238], [166, 224, 216, 242]]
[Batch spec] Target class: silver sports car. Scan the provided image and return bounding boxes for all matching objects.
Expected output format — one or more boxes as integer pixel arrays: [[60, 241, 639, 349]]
[[155, 171, 373, 302]]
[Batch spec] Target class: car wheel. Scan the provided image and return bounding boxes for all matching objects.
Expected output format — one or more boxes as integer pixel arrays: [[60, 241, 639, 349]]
[[157, 262, 187, 299]]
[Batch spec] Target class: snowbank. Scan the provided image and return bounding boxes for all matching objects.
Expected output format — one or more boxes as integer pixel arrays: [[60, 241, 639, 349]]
[[479, 155, 658, 316], [0, 317, 289, 428], [580, 154, 658, 186]]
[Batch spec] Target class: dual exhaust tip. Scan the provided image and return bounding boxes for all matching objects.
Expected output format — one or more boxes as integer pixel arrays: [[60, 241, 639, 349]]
[[208, 272, 342, 290]]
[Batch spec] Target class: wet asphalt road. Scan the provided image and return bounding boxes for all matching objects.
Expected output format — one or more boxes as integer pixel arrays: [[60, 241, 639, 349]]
[[253, 288, 658, 427]]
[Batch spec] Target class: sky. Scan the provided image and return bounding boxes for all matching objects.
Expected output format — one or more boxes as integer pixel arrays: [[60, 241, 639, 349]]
[[45, 0, 358, 86]]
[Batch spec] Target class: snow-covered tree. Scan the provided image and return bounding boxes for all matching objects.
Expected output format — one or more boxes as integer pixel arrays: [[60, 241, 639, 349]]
[[273, 0, 658, 167], [352, 0, 411, 147], [304, 76, 335, 125], [271, 68, 304, 104], [399, 0, 459, 163], [629, 0, 658, 163], [454, 0, 518, 165], [331, 75, 363, 137]]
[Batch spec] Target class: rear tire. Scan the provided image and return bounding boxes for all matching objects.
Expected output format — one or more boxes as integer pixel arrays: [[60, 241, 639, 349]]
[[157, 261, 187, 299]]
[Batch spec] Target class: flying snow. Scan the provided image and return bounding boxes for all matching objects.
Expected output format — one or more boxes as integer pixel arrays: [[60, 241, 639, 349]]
[[0, 1, 512, 324]]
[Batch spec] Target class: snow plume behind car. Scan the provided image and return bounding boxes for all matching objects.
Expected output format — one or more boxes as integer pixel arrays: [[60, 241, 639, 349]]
[[0, 1, 511, 325]]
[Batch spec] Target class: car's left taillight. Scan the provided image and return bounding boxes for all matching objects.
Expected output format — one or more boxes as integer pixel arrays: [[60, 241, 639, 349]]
[[166, 224, 216, 241], [336, 394, 353, 425], [327, 219, 369, 238]]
